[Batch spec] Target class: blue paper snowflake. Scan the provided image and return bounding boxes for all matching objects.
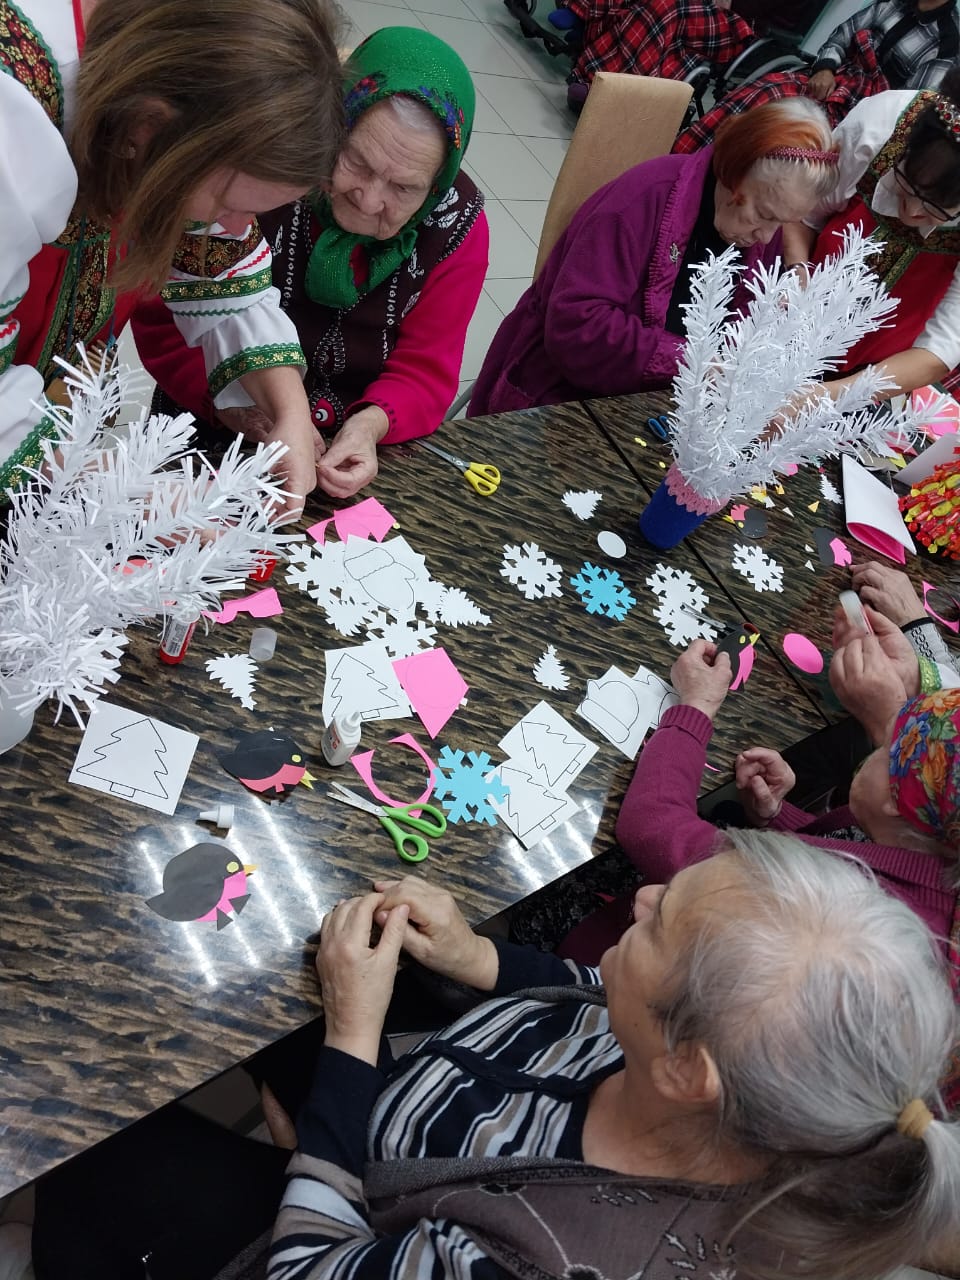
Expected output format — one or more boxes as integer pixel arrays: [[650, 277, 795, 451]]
[[569, 563, 636, 621], [434, 747, 509, 825]]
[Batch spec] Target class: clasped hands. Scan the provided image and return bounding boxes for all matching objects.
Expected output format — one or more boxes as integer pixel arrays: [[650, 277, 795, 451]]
[[316, 877, 498, 1066]]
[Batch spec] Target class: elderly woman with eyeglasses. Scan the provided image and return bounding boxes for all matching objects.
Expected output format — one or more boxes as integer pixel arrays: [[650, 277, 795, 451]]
[[784, 65, 960, 401]]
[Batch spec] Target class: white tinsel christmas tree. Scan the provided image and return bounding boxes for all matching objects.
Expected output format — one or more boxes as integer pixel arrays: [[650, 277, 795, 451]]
[[533, 645, 569, 692], [667, 228, 946, 506], [0, 351, 295, 724]]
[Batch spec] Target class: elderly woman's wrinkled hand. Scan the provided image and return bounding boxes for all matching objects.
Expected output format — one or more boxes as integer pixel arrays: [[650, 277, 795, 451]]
[[831, 603, 921, 697], [735, 747, 796, 825], [850, 561, 926, 627], [829, 633, 910, 746], [372, 876, 499, 992], [670, 639, 732, 719], [316, 408, 387, 499], [316, 892, 409, 1065]]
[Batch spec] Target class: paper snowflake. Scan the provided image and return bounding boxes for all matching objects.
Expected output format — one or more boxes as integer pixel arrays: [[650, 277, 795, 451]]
[[732, 544, 784, 593], [569, 563, 636, 621], [562, 489, 602, 521], [434, 747, 510, 824], [367, 612, 437, 658], [205, 653, 258, 710], [819, 473, 842, 504], [500, 543, 563, 601], [323, 596, 376, 638], [646, 564, 717, 647], [532, 645, 569, 692]]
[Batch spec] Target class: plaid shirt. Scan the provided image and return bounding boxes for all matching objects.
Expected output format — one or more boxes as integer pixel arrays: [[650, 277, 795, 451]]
[[565, 0, 754, 86], [811, 0, 959, 89]]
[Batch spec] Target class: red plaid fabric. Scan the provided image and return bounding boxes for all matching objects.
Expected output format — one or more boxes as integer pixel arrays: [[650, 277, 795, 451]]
[[674, 28, 889, 151], [564, 0, 754, 87]]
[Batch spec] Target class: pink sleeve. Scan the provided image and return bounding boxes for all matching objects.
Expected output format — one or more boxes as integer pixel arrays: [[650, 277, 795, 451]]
[[349, 211, 489, 445], [770, 800, 819, 832], [614, 704, 726, 881]]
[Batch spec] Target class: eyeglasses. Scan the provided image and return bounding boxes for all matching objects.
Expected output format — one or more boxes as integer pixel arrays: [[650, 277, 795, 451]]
[[892, 165, 958, 223]]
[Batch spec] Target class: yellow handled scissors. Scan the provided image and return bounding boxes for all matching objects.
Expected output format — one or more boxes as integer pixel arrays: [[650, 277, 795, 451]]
[[419, 440, 500, 497], [329, 782, 447, 864]]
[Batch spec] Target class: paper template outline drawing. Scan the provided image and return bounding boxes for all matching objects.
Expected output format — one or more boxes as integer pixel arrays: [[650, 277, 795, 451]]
[[74, 714, 172, 800]]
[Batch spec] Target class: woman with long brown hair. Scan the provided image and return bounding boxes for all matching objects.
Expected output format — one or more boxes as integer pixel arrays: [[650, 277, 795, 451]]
[[0, 0, 343, 517]]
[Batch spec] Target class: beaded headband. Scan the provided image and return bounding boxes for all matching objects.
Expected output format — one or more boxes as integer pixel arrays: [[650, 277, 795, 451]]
[[933, 94, 960, 138], [765, 146, 839, 165]]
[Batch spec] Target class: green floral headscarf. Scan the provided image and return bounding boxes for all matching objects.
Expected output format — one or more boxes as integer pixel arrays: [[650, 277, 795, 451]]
[[305, 26, 475, 309]]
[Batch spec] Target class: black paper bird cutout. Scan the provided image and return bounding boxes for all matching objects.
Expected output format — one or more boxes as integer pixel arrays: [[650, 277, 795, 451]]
[[218, 729, 315, 795], [147, 843, 255, 929]]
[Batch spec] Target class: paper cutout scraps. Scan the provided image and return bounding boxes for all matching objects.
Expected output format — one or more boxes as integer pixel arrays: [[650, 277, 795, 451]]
[[70, 702, 198, 816], [533, 644, 569, 692], [570, 563, 636, 620], [923, 581, 960, 633], [323, 642, 410, 725], [807, 500, 819, 514], [434, 747, 508, 824], [562, 489, 601, 521], [716, 626, 759, 692], [819, 474, 842, 504], [202, 587, 282, 625], [841, 454, 915, 564], [307, 495, 397, 546], [783, 633, 824, 675], [366, 611, 437, 659], [577, 665, 677, 759], [597, 530, 627, 559], [206, 653, 258, 710], [731, 544, 784, 593], [146, 843, 254, 929], [487, 762, 580, 849], [829, 536, 852, 568], [350, 732, 437, 808], [500, 701, 597, 790], [646, 563, 718, 647], [393, 647, 468, 739], [501, 542, 563, 600], [432, 587, 491, 628], [726, 505, 767, 538], [219, 729, 315, 795], [912, 383, 960, 438]]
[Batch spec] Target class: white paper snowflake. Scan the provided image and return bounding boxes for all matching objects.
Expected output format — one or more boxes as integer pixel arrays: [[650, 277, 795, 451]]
[[646, 563, 718, 647], [562, 489, 602, 521], [415, 578, 448, 622], [732, 543, 784, 592], [500, 542, 563, 600], [367, 612, 437, 658], [323, 596, 375, 638], [532, 645, 569, 691], [205, 653, 258, 710], [819, 472, 842, 504]]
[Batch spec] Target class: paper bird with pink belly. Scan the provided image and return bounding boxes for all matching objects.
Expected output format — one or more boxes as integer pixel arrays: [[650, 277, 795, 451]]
[[219, 729, 316, 795], [146, 843, 255, 929]]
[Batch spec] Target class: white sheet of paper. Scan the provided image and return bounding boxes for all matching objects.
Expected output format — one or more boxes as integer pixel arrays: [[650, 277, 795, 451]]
[[69, 702, 198, 815], [487, 764, 581, 849], [841, 454, 915, 563], [322, 642, 411, 724], [499, 701, 597, 790], [341, 535, 432, 615], [577, 664, 676, 759], [897, 430, 960, 486]]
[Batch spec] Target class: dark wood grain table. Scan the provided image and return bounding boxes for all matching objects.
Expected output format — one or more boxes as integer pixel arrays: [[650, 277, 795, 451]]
[[584, 391, 960, 719], [0, 400, 827, 1197]]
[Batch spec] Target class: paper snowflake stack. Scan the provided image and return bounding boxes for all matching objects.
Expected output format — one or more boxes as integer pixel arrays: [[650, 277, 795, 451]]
[[0, 351, 293, 724], [666, 229, 945, 508]]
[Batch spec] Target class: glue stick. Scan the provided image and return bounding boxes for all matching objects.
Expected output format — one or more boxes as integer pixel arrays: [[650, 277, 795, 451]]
[[321, 709, 362, 766]]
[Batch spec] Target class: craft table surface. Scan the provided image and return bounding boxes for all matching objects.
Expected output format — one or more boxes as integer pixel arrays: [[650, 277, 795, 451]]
[[0, 400, 825, 1197], [584, 391, 960, 717]]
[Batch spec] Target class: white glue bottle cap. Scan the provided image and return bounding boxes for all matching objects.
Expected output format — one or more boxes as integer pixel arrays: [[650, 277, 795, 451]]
[[199, 803, 235, 829], [321, 709, 363, 766], [249, 627, 277, 662]]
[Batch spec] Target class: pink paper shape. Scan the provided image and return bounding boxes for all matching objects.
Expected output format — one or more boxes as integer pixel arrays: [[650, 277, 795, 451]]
[[307, 497, 398, 546], [202, 587, 283, 625], [729, 642, 755, 692], [783, 463, 799, 476], [923, 581, 960, 633], [729, 503, 748, 523], [350, 733, 436, 807], [392, 648, 468, 739], [783, 633, 824, 675], [306, 517, 334, 545], [829, 537, 852, 567], [913, 385, 960, 438]]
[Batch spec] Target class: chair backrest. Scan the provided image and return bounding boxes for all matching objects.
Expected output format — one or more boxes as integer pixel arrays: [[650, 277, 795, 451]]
[[799, 0, 868, 56], [533, 72, 693, 279]]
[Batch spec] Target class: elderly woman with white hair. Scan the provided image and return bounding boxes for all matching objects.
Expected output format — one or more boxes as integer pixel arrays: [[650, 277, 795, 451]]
[[267, 836, 960, 1280]]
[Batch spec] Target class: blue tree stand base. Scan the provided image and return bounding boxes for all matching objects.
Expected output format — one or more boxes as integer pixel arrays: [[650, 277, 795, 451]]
[[638, 476, 711, 549]]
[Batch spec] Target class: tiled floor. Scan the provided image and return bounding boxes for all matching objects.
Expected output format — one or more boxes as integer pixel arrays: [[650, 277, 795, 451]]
[[340, 0, 576, 408]]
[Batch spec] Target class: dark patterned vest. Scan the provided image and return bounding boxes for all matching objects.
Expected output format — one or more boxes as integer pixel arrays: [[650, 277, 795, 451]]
[[857, 90, 960, 288], [260, 172, 484, 430]]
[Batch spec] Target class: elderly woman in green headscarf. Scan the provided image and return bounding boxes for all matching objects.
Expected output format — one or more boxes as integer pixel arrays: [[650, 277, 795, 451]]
[[132, 27, 487, 498]]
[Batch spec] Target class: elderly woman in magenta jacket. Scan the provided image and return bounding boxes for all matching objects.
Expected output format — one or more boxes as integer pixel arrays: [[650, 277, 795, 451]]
[[468, 97, 836, 416]]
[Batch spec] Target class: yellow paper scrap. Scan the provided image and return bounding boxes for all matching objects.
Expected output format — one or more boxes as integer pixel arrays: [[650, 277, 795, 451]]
[[807, 500, 819, 513]]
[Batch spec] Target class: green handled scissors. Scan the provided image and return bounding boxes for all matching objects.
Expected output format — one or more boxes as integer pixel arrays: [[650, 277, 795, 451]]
[[329, 782, 447, 864], [419, 440, 500, 497]]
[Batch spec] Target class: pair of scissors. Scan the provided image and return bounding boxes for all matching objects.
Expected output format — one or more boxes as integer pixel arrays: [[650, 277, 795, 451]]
[[419, 440, 501, 496], [646, 414, 670, 442], [328, 782, 447, 864]]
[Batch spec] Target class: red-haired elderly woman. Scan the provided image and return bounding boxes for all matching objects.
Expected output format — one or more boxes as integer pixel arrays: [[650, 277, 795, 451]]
[[468, 97, 837, 416]]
